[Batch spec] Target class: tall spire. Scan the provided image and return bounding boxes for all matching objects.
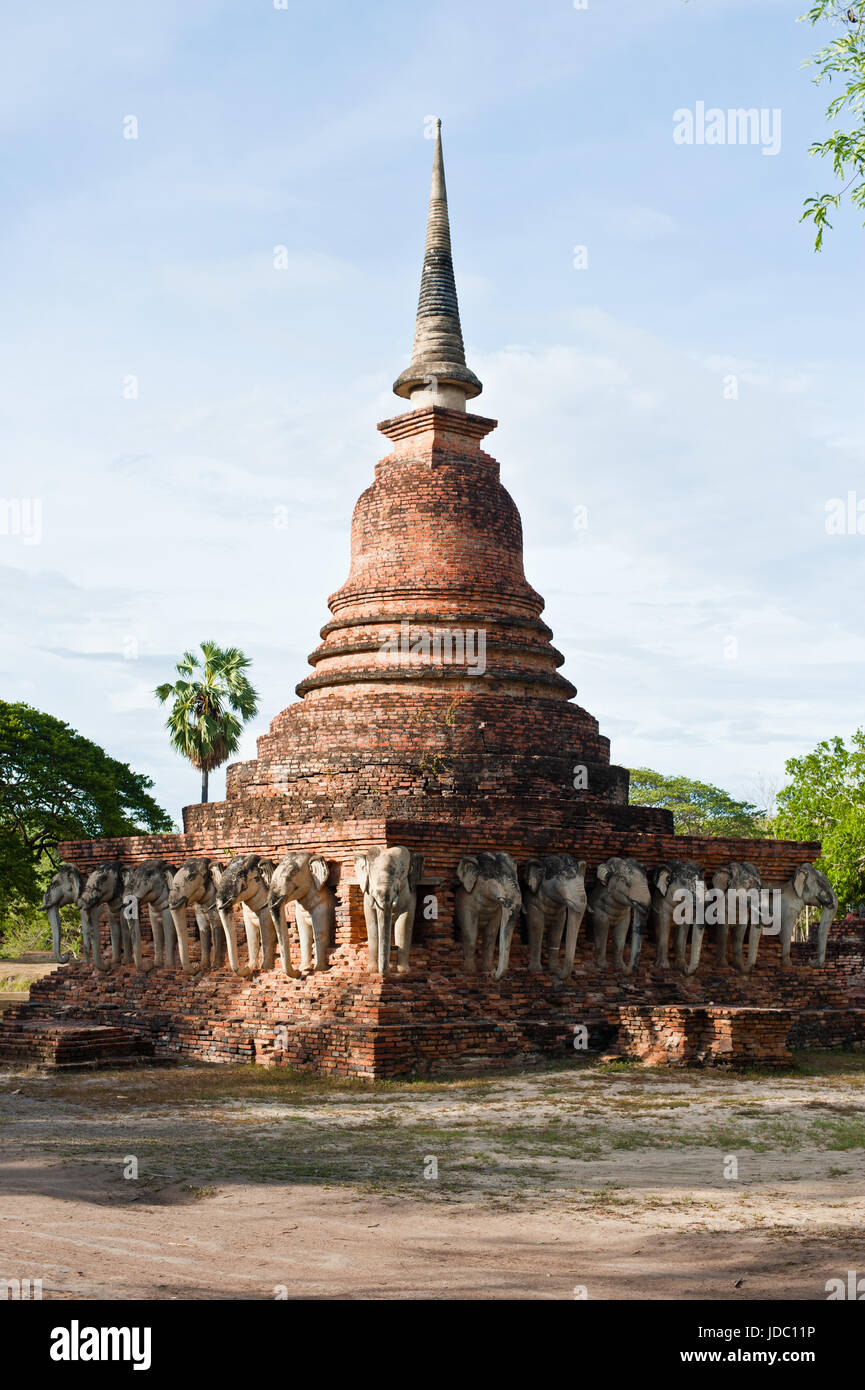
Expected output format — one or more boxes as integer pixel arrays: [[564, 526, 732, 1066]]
[[393, 119, 482, 411]]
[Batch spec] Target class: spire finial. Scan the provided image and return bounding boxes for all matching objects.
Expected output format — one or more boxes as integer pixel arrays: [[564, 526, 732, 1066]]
[[393, 120, 482, 410]]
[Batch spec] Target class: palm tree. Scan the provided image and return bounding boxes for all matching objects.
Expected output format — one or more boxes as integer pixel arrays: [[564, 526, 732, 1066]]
[[155, 642, 260, 802]]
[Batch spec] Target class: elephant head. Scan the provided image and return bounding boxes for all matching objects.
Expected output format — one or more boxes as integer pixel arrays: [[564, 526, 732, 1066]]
[[712, 861, 763, 974], [42, 863, 84, 963], [588, 856, 651, 974], [455, 852, 522, 979], [651, 860, 704, 974], [78, 861, 128, 970], [168, 856, 225, 971], [269, 852, 334, 973], [354, 846, 423, 975], [785, 862, 838, 967], [215, 854, 279, 975], [122, 859, 190, 973], [521, 853, 587, 979]]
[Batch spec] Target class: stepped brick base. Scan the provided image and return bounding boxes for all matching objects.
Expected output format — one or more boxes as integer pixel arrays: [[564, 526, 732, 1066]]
[[609, 1005, 796, 1068], [4, 925, 864, 1077], [0, 1009, 158, 1069]]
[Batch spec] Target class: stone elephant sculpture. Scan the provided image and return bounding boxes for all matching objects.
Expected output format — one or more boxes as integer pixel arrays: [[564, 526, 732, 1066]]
[[122, 860, 196, 973], [269, 852, 335, 974], [587, 856, 650, 974], [521, 854, 587, 979], [651, 860, 705, 974], [215, 855, 283, 976], [455, 852, 522, 979], [42, 863, 84, 963], [712, 862, 763, 974], [777, 862, 838, 967], [78, 861, 131, 970], [168, 857, 226, 971], [354, 847, 423, 976]]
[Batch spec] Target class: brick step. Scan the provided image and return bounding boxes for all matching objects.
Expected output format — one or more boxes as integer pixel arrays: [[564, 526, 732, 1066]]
[[0, 1016, 159, 1070]]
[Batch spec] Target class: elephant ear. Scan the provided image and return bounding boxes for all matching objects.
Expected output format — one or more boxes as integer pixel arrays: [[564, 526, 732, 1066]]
[[793, 864, 810, 899], [595, 861, 610, 884], [309, 855, 330, 890], [258, 858, 275, 885], [575, 860, 587, 878], [655, 867, 671, 896], [524, 860, 544, 895], [408, 854, 424, 891], [456, 856, 479, 893], [713, 867, 731, 893], [354, 854, 371, 895]]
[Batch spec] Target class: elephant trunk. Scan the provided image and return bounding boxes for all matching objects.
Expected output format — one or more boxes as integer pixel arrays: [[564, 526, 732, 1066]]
[[554, 903, 581, 981], [816, 903, 837, 966], [740, 923, 762, 976], [170, 905, 200, 975], [125, 898, 153, 973], [493, 904, 515, 980], [46, 905, 73, 963], [683, 924, 704, 976], [217, 907, 253, 978], [379, 902, 393, 975], [271, 897, 300, 979], [86, 907, 109, 971], [623, 904, 647, 975]]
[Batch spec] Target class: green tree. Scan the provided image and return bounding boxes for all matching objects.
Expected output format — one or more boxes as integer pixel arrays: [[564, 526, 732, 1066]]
[[0, 701, 172, 907], [155, 641, 259, 803], [776, 730, 865, 910], [800, 2, 865, 248], [628, 768, 766, 838]]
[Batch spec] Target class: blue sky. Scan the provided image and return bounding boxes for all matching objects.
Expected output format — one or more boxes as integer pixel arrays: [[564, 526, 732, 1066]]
[[1, 0, 863, 823]]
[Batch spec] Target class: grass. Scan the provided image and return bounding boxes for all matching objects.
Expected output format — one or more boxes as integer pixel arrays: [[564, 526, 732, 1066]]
[[0, 903, 80, 960], [1, 1053, 863, 1210]]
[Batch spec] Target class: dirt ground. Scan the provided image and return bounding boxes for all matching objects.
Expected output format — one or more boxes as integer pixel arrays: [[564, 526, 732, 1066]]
[[1, 1053, 864, 1300]]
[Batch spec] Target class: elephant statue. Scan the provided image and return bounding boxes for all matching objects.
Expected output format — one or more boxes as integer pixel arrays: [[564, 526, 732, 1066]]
[[587, 856, 651, 974], [712, 862, 763, 974], [520, 854, 587, 979], [651, 860, 705, 974], [455, 852, 522, 979], [269, 852, 335, 974], [42, 863, 84, 963], [215, 855, 280, 976], [354, 847, 423, 975], [122, 860, 196, 973], [776, 862, 838, 967], [78, 861, 131, 970], [167, 857, 226, 971]]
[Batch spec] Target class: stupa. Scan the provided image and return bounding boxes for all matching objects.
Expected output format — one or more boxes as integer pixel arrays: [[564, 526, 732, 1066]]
[[4, 124, 862, 1078], [186, 119, 658, 847]]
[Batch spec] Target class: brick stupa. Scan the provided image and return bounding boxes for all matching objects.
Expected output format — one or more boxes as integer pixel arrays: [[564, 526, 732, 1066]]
[[5, 123, 863, 1077]]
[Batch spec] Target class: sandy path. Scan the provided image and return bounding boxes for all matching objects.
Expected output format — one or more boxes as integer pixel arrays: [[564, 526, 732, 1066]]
[[1, 1058, 863, 1300]]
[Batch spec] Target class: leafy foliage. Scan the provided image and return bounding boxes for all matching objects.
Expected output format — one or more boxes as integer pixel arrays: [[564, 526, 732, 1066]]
[[629, 768, 766, 838], [800, 2, 865, 248], [0, 701, 172, 915], [776, 730, 865, 910], [155, 641, 259, 801]]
